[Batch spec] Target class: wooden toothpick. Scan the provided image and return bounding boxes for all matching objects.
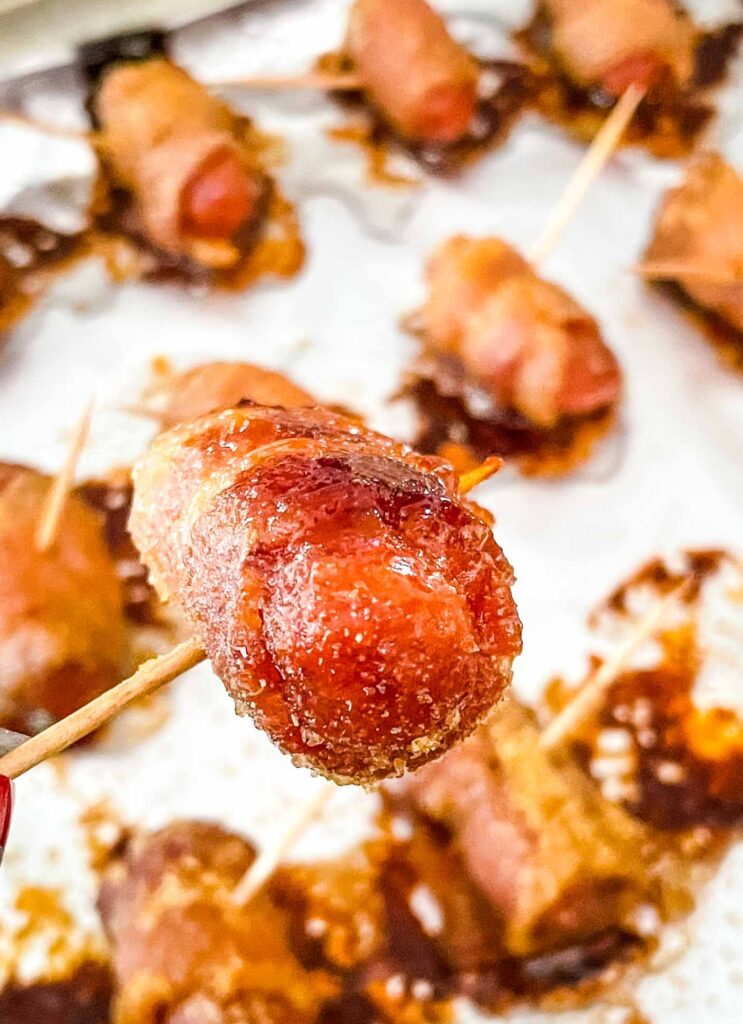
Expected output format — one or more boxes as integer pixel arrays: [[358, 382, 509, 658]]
[[636, 260, 741, 285], [36, 401, 95, 553], [231, 785, 334, 906], [212, 71, 363, 92], [0, 110, 99, 145], [529, 83, 646, 268], [539, 580, 688, 752], [0, 639, 206, 779]]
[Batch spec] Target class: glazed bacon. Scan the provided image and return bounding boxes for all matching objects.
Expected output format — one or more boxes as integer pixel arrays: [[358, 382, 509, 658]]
[[95, 59, 264, 267], [642, 152, 743, 334], [129, 405, 521, 783], [0, 464, 125, 734], [543, 0, 695, 95], [98, 821, 337, 1024], [344, 0, 479, 144], [142, 360, 314, 429], [407, 696, 652, 956], [414, 235, 621, 429]]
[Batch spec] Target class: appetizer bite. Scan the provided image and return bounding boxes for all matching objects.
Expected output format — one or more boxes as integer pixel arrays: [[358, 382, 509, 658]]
[[403, 235, 622, 475], [407, 695, 653, 957], [321, 0, 530, 174], [98, 821, 337, 1024], [92, 56, 303, 285], [129, 404, 522, 783], [141, 359, 315, 428], [0, 464, 125, 734], [641, 153, 743, 371], [516, 0, 743, 157]]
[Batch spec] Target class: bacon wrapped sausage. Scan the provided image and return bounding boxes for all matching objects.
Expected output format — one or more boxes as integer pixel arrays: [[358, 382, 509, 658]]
[[419, 235, 621, 428], [98, 821, 337, 1024], [641, 152, 743, 334], [129, 405, 521, 783], [344, 0, 479, 143], [142, 360, 314, 429], [407, 697, 652, 956], [543, 0, 695, 95], [0, 464, 125, 734], [95, 59, 264, 266]]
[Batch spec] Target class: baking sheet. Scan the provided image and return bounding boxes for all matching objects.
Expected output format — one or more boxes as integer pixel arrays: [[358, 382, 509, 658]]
[[0, 0, 742, 1019]]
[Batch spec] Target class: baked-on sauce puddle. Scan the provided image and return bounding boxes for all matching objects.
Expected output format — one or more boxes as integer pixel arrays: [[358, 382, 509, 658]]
[[546, 551, 743, 833]]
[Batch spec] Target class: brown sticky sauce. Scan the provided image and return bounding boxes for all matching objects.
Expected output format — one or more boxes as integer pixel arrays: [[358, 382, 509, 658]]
[[76, 472, 159, 627], [1, 887, 104, 988], [318, 51, 532, 179], [547, 551, 743, 832], [403, 355, 616, 477], [514, 7, 743, 158], [652, 280, 743, 375], [0, 218, 88, 334], [0, 961, 112, 1024], [78, 799, 130, 875]]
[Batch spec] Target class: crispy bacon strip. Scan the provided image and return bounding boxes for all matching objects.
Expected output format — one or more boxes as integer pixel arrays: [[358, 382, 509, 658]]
[[345, 0, 479, 143]]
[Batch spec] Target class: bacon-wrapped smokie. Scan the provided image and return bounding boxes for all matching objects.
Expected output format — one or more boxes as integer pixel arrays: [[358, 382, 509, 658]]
[[411, 235, 621, 434], [142, 360, 314, 429], [542, 0, 695, 96], [95, 59, 265, 267], [0, 464, 125, 734], [641, 152, 743, 335], [98, 821, 337, 1024], [407, 696, 652, 956], [129, 405, 521, 783], [344, 0, 479, 144]]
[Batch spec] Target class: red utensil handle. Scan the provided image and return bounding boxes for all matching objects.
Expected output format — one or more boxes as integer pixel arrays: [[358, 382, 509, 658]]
[[0, 775, 12, 863]]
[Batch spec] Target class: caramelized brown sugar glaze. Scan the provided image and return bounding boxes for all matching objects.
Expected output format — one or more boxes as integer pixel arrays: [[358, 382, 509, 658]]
[[515, 6, 743, 158], [129, 404, 521, 783]]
